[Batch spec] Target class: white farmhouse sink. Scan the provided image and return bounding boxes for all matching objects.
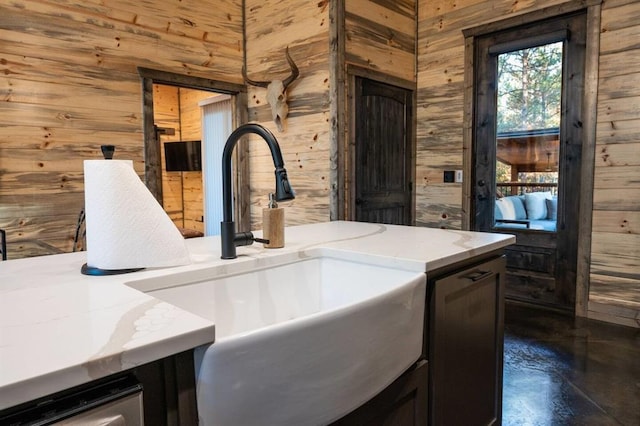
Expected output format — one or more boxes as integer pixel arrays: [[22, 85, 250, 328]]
[[127, 255, 426, 426]]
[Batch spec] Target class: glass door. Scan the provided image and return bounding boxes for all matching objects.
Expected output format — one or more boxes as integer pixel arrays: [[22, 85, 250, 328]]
[[472, 11, 587, 310]]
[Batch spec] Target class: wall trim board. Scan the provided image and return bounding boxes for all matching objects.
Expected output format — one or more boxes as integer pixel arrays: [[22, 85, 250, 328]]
[[575, 3, 602, 318], [330, 0, 346, 221], [138, 67, 245, 95], [462, 35, 474, 231], [347, 64, 416, 91]]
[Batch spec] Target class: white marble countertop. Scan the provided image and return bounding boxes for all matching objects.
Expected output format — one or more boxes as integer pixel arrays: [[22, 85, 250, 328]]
[[0, 221, 514, 411]]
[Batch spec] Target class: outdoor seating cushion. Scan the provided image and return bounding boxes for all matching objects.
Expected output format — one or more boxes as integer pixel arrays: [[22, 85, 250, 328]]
[[495, 195, 527, 220], [494, 192, 557, 231], [524, 191, 552, 220]]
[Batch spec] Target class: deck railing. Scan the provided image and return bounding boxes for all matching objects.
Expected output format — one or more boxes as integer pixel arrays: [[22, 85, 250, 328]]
[[497, 182, 558, 197]]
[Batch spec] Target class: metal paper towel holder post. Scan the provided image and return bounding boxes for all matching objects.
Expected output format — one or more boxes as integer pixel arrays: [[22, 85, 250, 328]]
[[81, 145, 144, 276]]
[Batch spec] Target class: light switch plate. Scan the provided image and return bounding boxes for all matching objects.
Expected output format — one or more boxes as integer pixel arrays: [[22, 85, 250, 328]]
[[455, 170, 463, 183]]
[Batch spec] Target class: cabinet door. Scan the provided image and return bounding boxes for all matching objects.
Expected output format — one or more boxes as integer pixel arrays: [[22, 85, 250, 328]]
[[429, 256, 505, 426], [332, 360, 428, 426]]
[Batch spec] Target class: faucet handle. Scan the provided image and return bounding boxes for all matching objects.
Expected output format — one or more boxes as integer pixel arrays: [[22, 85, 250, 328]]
[[234, 231, 256, 247], [235, 232, 269, 246]]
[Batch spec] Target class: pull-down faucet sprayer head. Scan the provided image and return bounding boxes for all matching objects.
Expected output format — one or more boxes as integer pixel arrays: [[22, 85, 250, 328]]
[[275, 167, 295, 202]]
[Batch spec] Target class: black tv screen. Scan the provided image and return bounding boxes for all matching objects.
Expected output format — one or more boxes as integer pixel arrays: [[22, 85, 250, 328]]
[[164, 140, 202, 171]]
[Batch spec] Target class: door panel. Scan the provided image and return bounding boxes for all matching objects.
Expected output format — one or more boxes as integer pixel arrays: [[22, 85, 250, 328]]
[[430, 256, 505, 425], [354, 78, 413, 225], [472, 11, 586, 310]]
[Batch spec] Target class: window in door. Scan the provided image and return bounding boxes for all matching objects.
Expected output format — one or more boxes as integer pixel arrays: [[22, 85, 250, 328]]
[[494, 42, 562, 233]]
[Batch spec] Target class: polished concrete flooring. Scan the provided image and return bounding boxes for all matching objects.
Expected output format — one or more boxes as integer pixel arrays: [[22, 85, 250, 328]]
[[502, 302, 640, 425]]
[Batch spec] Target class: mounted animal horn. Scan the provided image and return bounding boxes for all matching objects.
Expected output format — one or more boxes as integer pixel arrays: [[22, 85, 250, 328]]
[[243, 46, 299, 132]]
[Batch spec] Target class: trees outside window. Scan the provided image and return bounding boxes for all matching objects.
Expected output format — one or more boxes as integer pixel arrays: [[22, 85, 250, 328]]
[[497, 42, 563, 133]]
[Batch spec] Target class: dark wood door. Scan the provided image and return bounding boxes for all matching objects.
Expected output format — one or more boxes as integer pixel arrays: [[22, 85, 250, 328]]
[[354, 78, 413, 225], [472, 11, 586, 310]]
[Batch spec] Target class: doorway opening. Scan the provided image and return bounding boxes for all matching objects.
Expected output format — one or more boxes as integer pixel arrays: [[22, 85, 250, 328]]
[[470, 11, 588, 310], [138, 68, 248, 235], [153, 84, 227, 237]]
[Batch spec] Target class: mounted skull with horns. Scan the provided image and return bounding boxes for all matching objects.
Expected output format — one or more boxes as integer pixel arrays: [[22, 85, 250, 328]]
[[243, 47, 299, 132]]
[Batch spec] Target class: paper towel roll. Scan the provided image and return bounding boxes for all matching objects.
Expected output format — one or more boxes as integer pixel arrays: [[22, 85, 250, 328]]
[[84, 160, 191, 270]]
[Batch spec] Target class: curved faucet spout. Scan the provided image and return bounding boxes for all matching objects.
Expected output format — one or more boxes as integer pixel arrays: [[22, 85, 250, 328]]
[[221, 123, 295, 259]]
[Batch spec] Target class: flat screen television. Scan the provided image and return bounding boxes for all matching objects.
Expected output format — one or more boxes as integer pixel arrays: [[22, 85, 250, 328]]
[[164, 140, 202, 171]]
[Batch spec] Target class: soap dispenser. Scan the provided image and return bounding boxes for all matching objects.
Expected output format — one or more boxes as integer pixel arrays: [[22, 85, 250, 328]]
[[262, 192, 284, 248]]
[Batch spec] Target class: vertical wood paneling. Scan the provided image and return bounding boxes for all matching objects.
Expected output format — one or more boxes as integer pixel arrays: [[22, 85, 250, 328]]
[[0, 0, 242, 258]]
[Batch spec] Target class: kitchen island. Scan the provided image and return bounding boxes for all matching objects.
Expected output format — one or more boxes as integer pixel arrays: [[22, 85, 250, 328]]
[[0, 221, 514, 424]]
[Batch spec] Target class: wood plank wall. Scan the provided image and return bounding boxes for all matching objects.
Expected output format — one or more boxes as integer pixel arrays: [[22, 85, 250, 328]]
[[345, 0, 416, 83], [588, 0, 640, 326], [178, 88, 211, 234], [0, 0, 243, 259], [244, 0, 332, 229], [417, 0, 640, 326]]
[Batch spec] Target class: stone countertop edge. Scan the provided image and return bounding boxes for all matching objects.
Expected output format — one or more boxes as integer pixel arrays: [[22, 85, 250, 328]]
[[0, 221, 514, 410]]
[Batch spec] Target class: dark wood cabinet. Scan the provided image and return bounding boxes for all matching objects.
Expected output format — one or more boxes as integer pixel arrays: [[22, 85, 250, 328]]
[[427, 255, 505, 426], [332, 360, 428, 426], [132, 350, 199, 426], [338, 253, 505, 426]]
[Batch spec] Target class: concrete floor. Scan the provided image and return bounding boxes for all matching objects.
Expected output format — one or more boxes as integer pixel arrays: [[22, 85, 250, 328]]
[[503, 302, 640, 426]]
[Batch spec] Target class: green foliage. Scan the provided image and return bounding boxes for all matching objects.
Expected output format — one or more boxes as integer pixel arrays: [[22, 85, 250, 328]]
[[497, 42, 563, 133], [496, 161, 511, 183]]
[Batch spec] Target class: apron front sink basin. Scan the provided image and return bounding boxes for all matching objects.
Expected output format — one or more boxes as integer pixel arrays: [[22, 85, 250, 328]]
[[127, 255, 426, 425]]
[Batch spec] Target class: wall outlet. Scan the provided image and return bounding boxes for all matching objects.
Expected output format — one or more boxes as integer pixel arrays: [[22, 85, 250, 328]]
[[455, 170, 463, 183]]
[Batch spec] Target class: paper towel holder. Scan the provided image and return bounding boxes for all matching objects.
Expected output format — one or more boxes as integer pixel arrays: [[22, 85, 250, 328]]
[[81, 263, 144, 276], [81, 144, 145, 276], [101, 144, 115, 159]]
